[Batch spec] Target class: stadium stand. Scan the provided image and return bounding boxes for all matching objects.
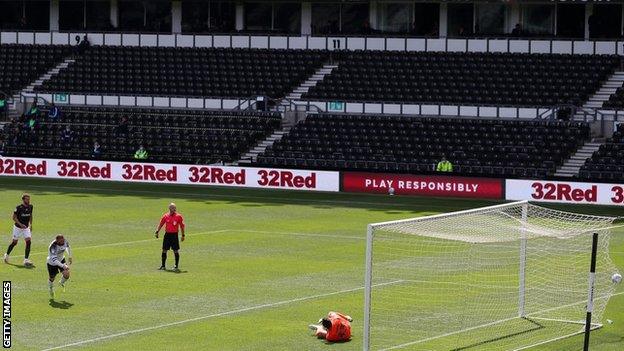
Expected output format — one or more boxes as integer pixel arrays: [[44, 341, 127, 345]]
[[254, 114, 590, 178], [603, 86, 624, 109], [304, 52, 620, 106], [579, 123, 624, 181], [1, 106, 281, 164], [0, 44, 71, 94], [35, 47, 329, 99]]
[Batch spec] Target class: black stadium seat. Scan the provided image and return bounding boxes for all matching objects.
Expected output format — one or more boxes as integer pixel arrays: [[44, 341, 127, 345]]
[[1, 106, 281, 164], [35, 46, 329, 99], [304, 51, 619, 107], [0, 44, 72, 94], [580, 124, 624, 182], [253, 114, 590, 178]]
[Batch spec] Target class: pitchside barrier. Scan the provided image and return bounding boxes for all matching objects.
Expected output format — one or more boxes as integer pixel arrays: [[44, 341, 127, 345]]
[[1, 157, 623, 206], [0, 157, 340, 192]]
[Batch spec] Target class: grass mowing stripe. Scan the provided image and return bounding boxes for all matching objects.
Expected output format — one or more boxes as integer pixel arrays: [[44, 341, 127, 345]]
[[23, 183, 487, 209], [377, 291, 624, 351], [8, 229, 362, 260], [7, 229, 230, 259], [40, 280, 405, 351]]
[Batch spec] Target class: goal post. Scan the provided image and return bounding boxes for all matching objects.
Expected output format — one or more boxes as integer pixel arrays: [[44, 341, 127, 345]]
[[363, 201, 620, 351]]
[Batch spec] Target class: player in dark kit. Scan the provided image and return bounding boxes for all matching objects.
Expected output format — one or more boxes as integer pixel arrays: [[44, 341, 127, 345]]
[[155, 203, 185, 271], [4, 193, 34, 266]]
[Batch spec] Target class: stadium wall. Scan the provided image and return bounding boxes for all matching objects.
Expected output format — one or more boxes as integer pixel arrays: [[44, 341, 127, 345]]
[[2, 156, 623, 206], [1, 31, 623, 56]]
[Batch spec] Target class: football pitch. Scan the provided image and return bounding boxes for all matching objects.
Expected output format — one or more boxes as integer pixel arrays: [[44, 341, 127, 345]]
[[1, 177, 622, 351]]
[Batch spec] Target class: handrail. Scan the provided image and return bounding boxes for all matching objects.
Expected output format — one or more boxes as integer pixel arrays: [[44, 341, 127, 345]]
[[233, 96, 325, 113], [20, 92, 50, 107]]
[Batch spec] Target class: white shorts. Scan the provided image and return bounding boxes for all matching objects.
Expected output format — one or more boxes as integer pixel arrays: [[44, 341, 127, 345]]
[[12, 226, 31, 240]]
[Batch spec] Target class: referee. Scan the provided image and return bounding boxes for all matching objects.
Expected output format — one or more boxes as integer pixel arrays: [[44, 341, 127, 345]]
[[155, 203, 185, 272]]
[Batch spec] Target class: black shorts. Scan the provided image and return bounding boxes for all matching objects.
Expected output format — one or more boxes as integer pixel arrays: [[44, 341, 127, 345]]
[[47, 259, 66, 278], [162, 233, 180, 251]]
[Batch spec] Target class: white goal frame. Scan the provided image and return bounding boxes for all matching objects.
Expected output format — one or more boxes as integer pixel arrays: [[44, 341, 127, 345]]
[[362, 200, 612, 351]]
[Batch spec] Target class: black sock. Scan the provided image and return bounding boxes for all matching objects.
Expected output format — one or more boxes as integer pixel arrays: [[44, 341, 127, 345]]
[[6, 242, 17, 255], [161, 252, 167, 267], [174, 252, 180, 267], [25, 241, 31, 259]]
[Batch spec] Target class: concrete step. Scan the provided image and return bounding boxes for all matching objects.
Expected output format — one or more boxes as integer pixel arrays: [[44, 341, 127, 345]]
[[595, 88, 617, 94]]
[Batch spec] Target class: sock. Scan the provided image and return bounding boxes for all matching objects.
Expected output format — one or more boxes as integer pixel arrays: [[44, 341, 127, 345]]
[[174, 252, 180, 267], [6, 242, 17, 255], [60, 276, 68, 285], [24, 241, 31, 259], [161, 252, 166, 267], [48, 280, 53, 289]]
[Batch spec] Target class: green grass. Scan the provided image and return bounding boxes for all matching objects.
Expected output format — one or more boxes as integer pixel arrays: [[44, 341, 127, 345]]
[[0, 177, 622, 351]]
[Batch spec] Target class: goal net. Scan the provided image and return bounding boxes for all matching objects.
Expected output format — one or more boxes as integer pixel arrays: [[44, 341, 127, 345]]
[[363, 200, 620, 351]]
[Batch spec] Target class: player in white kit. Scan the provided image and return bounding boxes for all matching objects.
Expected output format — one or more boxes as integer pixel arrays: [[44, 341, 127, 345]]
[[47, 234, 73, 299]]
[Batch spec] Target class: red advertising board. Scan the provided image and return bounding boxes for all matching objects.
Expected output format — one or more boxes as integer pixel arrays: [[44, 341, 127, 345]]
[[342, 172, 504, 199]]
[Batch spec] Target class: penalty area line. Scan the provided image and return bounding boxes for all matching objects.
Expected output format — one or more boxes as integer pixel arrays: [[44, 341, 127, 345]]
[[12, 229, 361, 260], [40, 279, 404, 351], [12, 229, 231, 259]]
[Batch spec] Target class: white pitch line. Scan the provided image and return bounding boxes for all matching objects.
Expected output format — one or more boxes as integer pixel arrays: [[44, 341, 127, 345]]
[[41, 280, 404, 351], [9, 229, 362, 260], [9, 229, 231, 259], [239, 229, 364, 241]]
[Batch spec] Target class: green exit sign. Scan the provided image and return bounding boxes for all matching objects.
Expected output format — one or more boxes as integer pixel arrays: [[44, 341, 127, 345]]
[[53, 93, 68, 103], [328, 101, 344, 111]]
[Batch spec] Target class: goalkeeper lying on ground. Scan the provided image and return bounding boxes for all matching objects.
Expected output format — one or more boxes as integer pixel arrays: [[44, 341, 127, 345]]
[[308, 311, 352, 342]]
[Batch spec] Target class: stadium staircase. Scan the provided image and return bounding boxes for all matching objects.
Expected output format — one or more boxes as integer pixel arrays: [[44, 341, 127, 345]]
[[2, 57, 75, 122], [576, 71, 624, 110], [236, 125, 292, 165], [278, 63, 338, 109], [23, 57, 76, 93], [553, 141, 602, 177]]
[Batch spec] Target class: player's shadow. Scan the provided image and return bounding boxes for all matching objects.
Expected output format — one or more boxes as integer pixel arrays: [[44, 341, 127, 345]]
[[49, 299, 74, 309], [7, 262, 36, 269], [165, 269, 188, 274]]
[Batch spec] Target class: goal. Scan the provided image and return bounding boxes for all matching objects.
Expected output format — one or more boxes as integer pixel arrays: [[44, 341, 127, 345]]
[[363, 200, 620, 351]]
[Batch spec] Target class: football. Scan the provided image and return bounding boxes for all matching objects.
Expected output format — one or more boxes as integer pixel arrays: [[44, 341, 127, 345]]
[[612, 273, 622, 284]]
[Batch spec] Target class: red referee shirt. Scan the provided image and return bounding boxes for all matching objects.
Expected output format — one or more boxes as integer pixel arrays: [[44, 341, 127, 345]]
[[160, 212, 185, 234]]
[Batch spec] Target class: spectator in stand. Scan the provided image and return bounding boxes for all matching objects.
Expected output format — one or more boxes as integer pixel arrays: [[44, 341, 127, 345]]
[[91, 141, 102, 159], [61, 126, 74, 146], [362, 20, 373, 35], [115, 116, 129, 136], [511, 23, 523, 37], [25, 103, 39, 117], [48, 103, 61, 120], [134, 145, 148, 160], [0, 138, 5, 156], [80, 35, 91, 49], [0, 94, 6, 115], [436, 155, 454, 173], [25, 114, 37, 131]]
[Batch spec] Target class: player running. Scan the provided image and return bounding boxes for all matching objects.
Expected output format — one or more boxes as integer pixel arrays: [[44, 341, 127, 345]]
[[308, 311, 353, 343], [155, 203, 185, 272], [47, 234, 72, 298], [4, 193, 34, 266]]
